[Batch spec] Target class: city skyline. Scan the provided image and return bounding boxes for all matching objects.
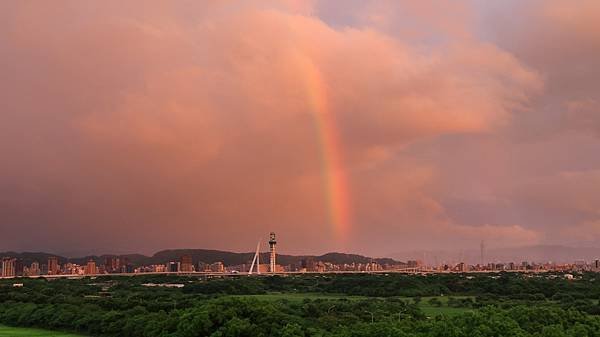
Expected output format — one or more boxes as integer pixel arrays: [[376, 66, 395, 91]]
[[3, 248, 600, 279], [1, 229, 600, 283], [4, 241, 600, 267], [2, 1, 600, 256]]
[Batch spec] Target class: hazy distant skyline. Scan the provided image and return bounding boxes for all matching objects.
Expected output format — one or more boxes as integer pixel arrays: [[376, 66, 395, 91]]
[[1, 1, 599, 256]]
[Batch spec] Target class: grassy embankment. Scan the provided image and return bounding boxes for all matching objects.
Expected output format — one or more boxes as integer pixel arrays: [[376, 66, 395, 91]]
[[0, 325, 84, 337]]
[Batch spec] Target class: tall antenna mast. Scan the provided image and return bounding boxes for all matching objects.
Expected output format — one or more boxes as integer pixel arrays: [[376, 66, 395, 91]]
[[480, 240, 485, 266]]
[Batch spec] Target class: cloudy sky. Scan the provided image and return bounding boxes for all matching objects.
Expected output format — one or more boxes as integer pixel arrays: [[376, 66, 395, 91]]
[[1, 1, 599, 256]]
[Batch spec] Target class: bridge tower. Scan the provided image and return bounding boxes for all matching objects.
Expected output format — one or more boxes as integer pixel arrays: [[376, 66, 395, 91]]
[[248, 240, 261, 275]]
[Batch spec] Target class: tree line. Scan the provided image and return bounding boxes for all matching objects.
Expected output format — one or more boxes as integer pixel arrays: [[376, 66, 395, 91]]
[[1, 273, 600, 336]]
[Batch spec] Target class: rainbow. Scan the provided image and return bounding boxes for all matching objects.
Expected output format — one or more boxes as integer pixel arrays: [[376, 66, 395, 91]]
[[302, 59, 351, 243]]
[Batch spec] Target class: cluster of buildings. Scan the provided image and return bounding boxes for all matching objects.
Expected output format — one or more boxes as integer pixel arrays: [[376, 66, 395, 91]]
[[443, 259, 600, 273], [1, 256, 56, 277], [130, 258, 600, 275], [5, 256, 600, 278], [3, 233, 600, 278], [397, 259, 600, 273], [0, 256, 134, 278], [276, 259, 392, 273], [0, 251, 268, 278], [135, 259, 225, 274]]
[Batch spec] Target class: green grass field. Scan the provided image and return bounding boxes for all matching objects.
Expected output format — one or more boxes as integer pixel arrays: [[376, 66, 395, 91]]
[[417, 296, 474, 317], [229, 292, 368, 302], [0, 325, 84, 337], [230, 293, 473, 317]]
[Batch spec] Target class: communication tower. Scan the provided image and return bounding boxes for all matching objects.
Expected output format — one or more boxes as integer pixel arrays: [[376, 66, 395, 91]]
[[269, 232, 277, 273]]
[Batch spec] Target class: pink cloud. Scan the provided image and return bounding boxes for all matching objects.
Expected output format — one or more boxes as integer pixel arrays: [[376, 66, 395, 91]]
[[1, 1, 597, 256]]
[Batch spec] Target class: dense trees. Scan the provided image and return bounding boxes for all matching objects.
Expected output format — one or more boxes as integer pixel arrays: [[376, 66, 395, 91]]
[[1, 273, 600, 336]]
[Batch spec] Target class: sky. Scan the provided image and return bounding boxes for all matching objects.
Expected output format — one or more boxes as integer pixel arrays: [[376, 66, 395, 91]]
[[1, 1, 599, 257]]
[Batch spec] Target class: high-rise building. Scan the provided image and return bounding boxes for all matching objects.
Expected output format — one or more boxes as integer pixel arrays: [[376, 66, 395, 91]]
[[119, 257, 131, 273], [180, 255, 193, 272], [123, 264, 134, 273], [1, 257, 16, 277], [15, 259, 24, 276], [197, 262, 209, 272], [104, 256, 121, 273], [257, 264, 270, 273], [407, 260, 419, 268], [29, 262, 40, 276], [63, 262, 78, 275], [269, 232, 277, 273], [48, 257, 59, 275], [168, 262, 179, 273], [85, 259, 97, 275], [210, 262, 224, 273], [300, 258, 315, 271]]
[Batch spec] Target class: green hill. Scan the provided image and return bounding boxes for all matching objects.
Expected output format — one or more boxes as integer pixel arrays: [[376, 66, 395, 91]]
[[0, 249, 401, 267]]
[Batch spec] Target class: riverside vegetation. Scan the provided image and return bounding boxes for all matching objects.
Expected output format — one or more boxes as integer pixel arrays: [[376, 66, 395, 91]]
[[1, 273, 600, 336]]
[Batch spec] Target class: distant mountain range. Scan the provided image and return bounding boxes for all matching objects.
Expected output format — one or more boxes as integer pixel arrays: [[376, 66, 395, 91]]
[[5, 245, 598, 268], [0, 249, 400, 267], [391, 245, 600, 264]]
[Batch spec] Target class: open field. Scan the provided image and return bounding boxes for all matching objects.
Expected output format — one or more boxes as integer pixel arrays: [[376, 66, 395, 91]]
[[230, 293, 474, 316], [417, 296, 474, 317], [0, 325, 83, 337], [228, 292, 368, 301]]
